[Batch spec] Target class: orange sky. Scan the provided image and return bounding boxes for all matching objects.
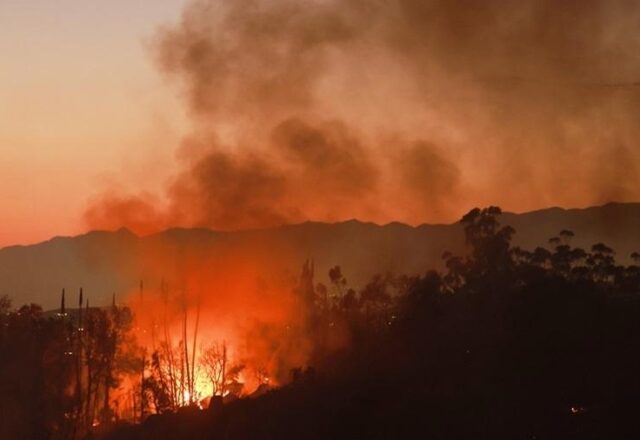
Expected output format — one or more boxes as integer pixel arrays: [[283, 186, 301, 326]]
[[2, 0, 639, 247], [0, 0, 188, 247]]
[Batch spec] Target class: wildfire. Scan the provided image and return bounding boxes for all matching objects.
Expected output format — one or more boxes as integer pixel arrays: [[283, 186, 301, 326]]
[[103, 242, 309, 420]]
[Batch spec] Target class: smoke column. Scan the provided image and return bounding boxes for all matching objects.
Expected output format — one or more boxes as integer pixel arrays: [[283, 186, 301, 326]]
[[86, 0, 640, 234]]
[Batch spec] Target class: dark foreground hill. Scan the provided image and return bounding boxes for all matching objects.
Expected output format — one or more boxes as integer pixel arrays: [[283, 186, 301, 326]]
[[1, 202, 639, 309], [98, 207, 640, 439]]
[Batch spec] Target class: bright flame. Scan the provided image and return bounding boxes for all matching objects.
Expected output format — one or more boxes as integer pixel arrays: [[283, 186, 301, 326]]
[[102, 230, 315, 419]]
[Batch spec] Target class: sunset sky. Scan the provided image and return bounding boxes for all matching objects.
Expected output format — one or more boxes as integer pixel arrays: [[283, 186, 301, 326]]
[[0, 0, 188, 246], [1, 0, 639, 248]]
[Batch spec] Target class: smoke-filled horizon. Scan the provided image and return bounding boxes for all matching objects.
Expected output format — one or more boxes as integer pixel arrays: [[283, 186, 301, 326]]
[[85, 0, 640, 235]]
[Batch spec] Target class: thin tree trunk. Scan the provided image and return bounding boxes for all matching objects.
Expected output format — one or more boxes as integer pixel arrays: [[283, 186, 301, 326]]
[[190, 298, 201, 401], [140, 351, 146, 422], [182, 295, 190, 404], [180, 341, 185, 406], [85, 349, 92, 428], [75, 291, 84, 436], [222, 342, 227, 396], [164, 329, 176, 408], [161, 280, 177, 408]]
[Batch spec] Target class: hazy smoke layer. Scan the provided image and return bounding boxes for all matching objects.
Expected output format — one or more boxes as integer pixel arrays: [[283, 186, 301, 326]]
[[87, 0, 640, 233]]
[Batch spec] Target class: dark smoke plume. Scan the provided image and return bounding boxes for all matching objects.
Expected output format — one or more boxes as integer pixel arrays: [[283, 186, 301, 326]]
[[87, 0, 640, 233]]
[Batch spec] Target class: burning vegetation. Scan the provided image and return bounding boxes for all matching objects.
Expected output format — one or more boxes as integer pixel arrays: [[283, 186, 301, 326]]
[[2, 207, 640, 438]]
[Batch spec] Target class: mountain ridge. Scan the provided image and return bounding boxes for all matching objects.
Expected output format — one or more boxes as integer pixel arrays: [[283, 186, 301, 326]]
[[4, 201, 636, 252], [1, 202, 639, 310]]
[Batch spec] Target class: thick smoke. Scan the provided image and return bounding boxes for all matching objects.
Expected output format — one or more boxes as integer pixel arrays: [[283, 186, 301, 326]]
[[86, 0, 640, 232], [162, 118, 381, 230]]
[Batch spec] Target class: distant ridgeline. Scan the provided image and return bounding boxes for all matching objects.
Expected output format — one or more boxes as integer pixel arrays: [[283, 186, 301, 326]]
[[0, 202, 638, 310]]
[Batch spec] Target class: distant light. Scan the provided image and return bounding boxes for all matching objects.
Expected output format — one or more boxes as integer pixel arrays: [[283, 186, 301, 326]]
[[570, 406, 586, 414]]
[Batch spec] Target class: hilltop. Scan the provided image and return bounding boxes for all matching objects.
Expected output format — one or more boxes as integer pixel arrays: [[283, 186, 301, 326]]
[[1, 203, 639, 309]]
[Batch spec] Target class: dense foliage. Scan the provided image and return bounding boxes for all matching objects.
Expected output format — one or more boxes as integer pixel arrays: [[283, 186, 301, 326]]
[[0, 297, 137, 439]]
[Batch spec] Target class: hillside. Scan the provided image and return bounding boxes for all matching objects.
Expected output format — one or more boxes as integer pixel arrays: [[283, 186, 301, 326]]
[[1, 202, 639, 310]]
